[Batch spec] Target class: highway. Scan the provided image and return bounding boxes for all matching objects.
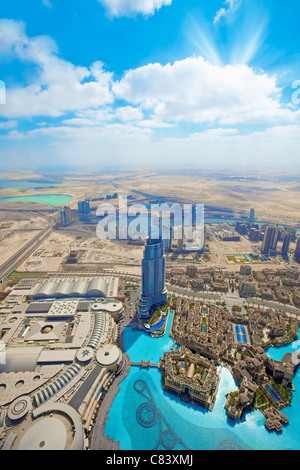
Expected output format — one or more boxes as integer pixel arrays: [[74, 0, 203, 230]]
[[0, 214, 59, 284]]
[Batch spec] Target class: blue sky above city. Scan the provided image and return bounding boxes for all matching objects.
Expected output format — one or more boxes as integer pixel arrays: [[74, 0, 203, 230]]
[[0, 0, 299, 170]]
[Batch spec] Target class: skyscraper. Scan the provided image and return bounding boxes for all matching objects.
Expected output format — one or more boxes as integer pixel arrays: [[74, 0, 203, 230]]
[[138, 238, 168, 319], [270, 227, 279, 255], [262, 226, 279, 256], [60, 206, 72, 227], [78, 200, 90, 216], [164, 226, 173, 251], [250, 208, 255, 222], [295, 238, 300, 263], [262, 226, 272, 255], [282, 233, 291, 258]]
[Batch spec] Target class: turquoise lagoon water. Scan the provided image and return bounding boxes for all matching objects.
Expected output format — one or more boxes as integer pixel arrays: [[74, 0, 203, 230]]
[[0, 194, 73, 206], [105, 316, 300, 450]]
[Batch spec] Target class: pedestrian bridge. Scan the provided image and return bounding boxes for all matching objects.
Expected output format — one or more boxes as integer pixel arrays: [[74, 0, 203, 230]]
[[131, 360, 159, 369]]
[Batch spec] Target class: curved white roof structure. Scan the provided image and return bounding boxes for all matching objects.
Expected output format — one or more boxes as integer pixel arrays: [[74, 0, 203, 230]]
[[87, 313, 106, 349], [34, 363, 81, 406], [69, 279, 89, 297], [91, 299, 123, 314], [29, 277, 110, 300], [87, 278, 107, 297], [31, 404, 84, 450], [17, 403, 84, 450], [52, 281, 71, 298], [96, 345, 122, 368], [18, 417, 67, 450], [36, 281, 55, 298]]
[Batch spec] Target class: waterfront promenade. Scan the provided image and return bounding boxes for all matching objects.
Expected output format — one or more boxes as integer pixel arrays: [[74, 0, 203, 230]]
[[90, 300, 136, 449], [90, 352, 131, 450]]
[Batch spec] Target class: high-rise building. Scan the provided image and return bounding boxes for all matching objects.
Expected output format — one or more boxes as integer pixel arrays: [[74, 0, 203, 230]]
[[250, 208, 255, 222], [78, 200, 90, 216], [262, 226, 279, 256], [282, 233, 291, 258], [138, 238, 168, 319], [164, 226, 173, 251], [295, 238, 300, 263], [261, 226, 272, 255], [249, 228, 260, 242], [235, 222, 249, 235], [270, 227, 279, 255], [60, 206, 72, 227], [176, 226, 184, 251]]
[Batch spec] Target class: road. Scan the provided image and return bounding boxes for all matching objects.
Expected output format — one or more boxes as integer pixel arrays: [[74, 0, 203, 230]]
[[167, 284, 300, 315], [243, 297, 300, 316], [0, 213, 59, 283]]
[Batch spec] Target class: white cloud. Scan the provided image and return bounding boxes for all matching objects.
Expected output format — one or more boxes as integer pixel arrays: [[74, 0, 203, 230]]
[[113, 56, 300, 125], [0, 20, 114, 118], [2, 124, 300, 170], [2, 20, 298, 128], [114, 106, 143, 121], [97, 0, 172, 18], [0, 120, 17, 130], [42, 0, 52, 8], [153, 125, 300, 168], [214, 0, 241, 24], [214, 8, 227, 24], [0, 19, 299, 172]]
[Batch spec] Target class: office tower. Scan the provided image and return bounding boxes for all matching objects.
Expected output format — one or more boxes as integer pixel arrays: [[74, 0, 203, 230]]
[[78, 200, 90, 216], [295, 238, 300, 263], [176, 225, 184, 251], [250, 208, 255, 222], [60, 206, 72, 227], [262, 226, 278, 256], [270, 227, 279, 255], [138, 238, 168, 319], [60, 209, 67, 227], [261, 226, 272, 255], [235, 222, 248, 235], [249, 228, 260, 242], [164, 226, 173, 251], [282, 233, 291, 258]]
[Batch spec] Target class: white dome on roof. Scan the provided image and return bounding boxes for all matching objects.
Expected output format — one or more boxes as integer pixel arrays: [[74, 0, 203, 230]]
[[96, 344, 122, 367], [18, 417, 67, 450]]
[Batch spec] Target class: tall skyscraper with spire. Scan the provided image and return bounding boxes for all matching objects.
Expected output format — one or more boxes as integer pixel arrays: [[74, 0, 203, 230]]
[[138, 238, 168, 319]]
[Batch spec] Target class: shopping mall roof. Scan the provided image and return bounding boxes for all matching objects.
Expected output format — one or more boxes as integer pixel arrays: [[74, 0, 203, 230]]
[[28, 277, 118, 300]]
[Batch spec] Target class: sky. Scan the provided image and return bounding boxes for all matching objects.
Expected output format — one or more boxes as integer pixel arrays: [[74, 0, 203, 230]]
[[0, 0, 299, 171]]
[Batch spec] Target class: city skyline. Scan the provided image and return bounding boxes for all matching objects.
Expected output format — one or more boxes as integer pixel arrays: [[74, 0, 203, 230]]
[[0, 0, 299, 170]]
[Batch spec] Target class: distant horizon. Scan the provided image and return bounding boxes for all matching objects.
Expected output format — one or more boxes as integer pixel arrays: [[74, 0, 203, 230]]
[[1, 166, 300, 175]]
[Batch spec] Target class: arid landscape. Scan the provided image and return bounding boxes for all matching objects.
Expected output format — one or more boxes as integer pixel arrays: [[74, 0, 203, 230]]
[[0, 169, 299, 279], [1, 168, 300, 222]]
